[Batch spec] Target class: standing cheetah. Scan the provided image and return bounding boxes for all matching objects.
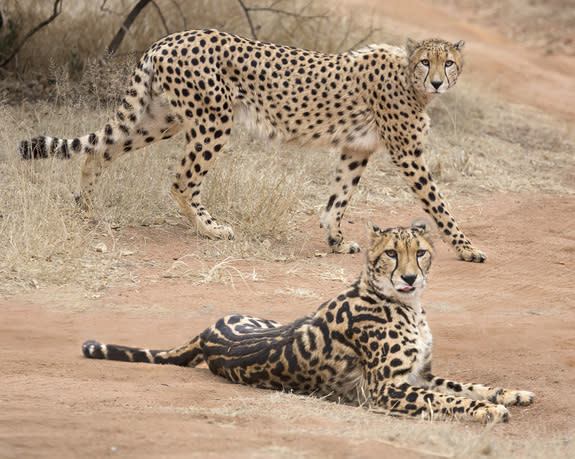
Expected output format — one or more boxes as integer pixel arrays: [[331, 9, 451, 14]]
[[82, 221, 532, 422], [19, 29, 486, 262]]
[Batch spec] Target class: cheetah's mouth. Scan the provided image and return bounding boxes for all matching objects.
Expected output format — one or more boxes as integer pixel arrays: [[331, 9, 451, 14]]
[[397, 286, 415, 293]]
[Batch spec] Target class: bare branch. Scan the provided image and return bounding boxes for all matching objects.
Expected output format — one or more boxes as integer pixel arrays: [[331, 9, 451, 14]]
[[167, 0, 188, 30], [235, 0, 328, 41], [245, 6, 326, 20], [150, 1, 169, 36], [235, 0, 258, 40], [106, 0, 153, 56], [99, 0, 114, 15], [0, 0, 63, 68], [345, 26, 382, 52]]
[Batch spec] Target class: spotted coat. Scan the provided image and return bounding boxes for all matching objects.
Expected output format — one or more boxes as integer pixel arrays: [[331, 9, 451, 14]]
[[20, 29, 485, 261], [82, 222, 532, 422]]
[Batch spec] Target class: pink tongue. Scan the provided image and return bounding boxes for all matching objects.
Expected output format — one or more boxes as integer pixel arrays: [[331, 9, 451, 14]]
[[400, 286, 414, 291]]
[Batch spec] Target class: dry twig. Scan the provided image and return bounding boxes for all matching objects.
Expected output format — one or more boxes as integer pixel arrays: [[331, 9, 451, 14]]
[[235, 0, 327, 40], [105, 0, 153, 56], [0, 0, 63, 68]]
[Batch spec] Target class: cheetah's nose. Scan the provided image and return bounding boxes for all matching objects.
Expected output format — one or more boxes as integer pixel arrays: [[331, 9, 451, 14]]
[[431, 80, 443, 90], [401, 274, 417, 286]]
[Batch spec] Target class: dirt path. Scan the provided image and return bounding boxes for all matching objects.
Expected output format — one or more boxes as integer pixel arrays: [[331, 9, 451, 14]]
[[2, 193, 574, 456], [337, 0, 575, 122]]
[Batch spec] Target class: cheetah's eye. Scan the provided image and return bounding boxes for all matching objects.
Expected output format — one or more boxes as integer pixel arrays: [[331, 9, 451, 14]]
[[420, 59, 430, 67], [416, 249, 427, 258], [385, 250, 397, 258], [445, 60, 454, 67]]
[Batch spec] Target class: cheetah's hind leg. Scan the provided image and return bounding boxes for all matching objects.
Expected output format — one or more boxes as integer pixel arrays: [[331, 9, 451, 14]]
[[169, 110, 235, 240], [320, 148, 371, 254]]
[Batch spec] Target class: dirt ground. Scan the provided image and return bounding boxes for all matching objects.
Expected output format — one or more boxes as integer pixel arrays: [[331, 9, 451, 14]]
[[2, 1, 575, 458]]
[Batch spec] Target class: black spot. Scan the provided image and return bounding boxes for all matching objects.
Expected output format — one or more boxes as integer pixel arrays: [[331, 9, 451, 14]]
[[406, 392, 418, 403], [388, 387, 406, 399], [71, 138, 81, 152], [58, 143, 69, 158], [325, 194, 336, 211]]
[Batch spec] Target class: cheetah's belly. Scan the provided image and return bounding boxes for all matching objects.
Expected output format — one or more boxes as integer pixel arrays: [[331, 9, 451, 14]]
[[342, 126, 382, 152], [232, 99, 382, 152]]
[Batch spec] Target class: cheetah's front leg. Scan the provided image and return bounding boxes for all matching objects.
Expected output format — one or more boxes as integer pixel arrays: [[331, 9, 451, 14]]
[[389, 144, 486, 262], [420, 374, 535, 407], [373, 382, 510, 423], [320, 148, 371, 253]]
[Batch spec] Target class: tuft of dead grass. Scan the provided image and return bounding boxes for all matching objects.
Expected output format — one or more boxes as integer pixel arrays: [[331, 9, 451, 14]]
[[164, 256, 261, 288]]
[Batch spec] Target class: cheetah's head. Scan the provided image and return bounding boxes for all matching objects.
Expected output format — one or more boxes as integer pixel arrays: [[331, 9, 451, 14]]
[[406, 38, 465, 95], [363, 220, 434, 305]]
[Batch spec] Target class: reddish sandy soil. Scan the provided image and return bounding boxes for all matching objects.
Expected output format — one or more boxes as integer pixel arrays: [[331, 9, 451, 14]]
[[341, 0, 575, 122], [2, 1, 574, 457]]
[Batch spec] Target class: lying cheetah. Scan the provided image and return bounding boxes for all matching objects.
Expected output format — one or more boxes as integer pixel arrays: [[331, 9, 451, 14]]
[[83, 221, 532, 422], [20, 29, 486, 262]]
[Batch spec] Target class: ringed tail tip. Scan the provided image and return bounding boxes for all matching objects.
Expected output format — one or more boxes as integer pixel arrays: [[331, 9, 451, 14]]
[[82, 340, 105, 359]]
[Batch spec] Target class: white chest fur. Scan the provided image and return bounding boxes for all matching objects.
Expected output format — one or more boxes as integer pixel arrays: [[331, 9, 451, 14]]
[[407, 315, 433, 386]]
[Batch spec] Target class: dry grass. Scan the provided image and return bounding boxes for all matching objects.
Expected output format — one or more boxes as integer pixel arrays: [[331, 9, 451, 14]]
[[158, 391, 575, 458], [164, 256, 262, 288]]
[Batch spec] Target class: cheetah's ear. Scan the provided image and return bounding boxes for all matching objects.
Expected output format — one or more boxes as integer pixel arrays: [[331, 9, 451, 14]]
[[366, 220, 382, 239], [366, 220, 380, 233], [411, 218, 431, 236], [453, 40, 465, 51], [406, 38, 420, 56]]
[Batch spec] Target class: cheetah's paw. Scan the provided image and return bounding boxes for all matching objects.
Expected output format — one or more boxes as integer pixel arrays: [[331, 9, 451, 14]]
[[74, 192, 93, 212], [331, 240, 361, 254], [202, 224, 235, 240], [474, 404, 509, 424], [456, 244, 487, 263], [498, 390, 535, 407]]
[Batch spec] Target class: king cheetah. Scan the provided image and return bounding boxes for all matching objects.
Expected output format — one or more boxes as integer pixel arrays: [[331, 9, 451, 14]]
[[83, 221, 531, 422]]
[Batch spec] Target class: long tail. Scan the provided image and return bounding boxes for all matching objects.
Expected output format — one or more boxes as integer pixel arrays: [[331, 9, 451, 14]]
[[82, 335, 204, 367], [19, 55, 161, 161], [19, 130, 109, 160]]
